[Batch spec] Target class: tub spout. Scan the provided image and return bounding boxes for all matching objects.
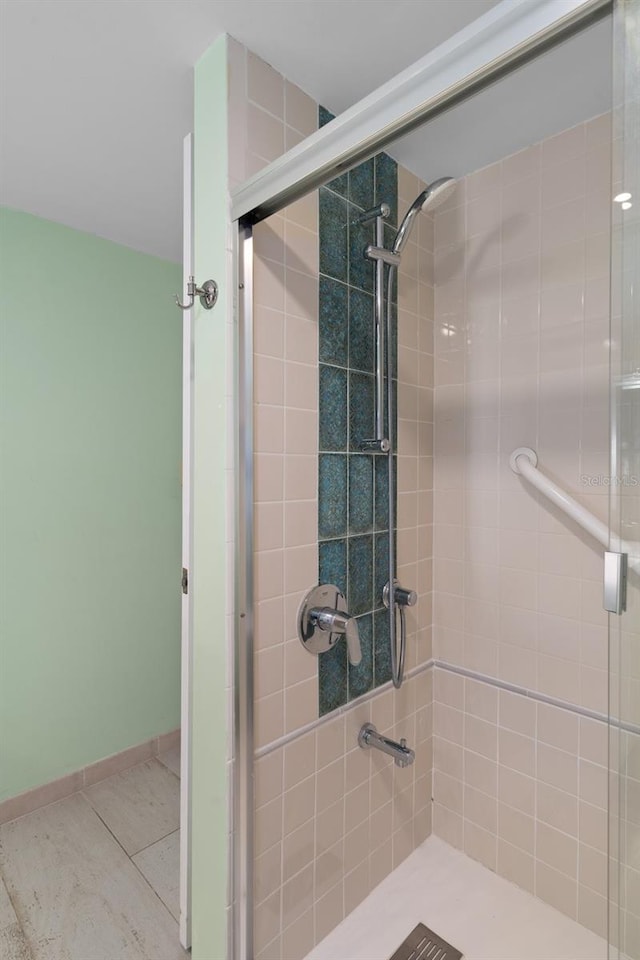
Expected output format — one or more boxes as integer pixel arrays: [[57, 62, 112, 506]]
[[358, 722, 415, 768]]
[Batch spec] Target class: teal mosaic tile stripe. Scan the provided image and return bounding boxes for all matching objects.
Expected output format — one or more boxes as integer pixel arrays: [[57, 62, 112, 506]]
[[317, 105, 398, 716]]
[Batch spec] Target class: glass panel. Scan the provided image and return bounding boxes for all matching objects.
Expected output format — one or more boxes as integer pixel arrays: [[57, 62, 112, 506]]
[[609, 2, 640, 958]]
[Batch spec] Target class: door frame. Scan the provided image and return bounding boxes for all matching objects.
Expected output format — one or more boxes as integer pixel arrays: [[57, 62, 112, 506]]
[[180, 131, 194, 951]]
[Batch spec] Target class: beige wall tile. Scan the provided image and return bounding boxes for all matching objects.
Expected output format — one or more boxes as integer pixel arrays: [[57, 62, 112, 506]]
[[537, 782, 578, 836], [314, 881, 344, 945], [285, 677, 317, 734], [255, 502, 284, 553], [255, 796, 283, 858], [316, 758, 345, 814], [537, 742, 578, 796], [498, 690, 536, 737], [247, 52, 284, 119], [537, 821, 578, 879], [284, 731, 316, 791], [536, 862, 578, 919], [256, 646, 285, 700], [283, 819, 315, 882], [254, 892, 281, 957], [497, 839, 535, 893], [433, 802, 463, 850], [315, 839, 344, 900], [247, 103, 285, 162], [284, 81, 317, 137], [464, 820, 497, 871], [537, 702, 579, 754], [499, 728, 535, 777], [283, 774, 315, 837], [282, 863, 314, 930], [498, 801, 534, 854], [256, 692, 285, 749], [255, 842, 283, 904], [285, 313, 318, 365]]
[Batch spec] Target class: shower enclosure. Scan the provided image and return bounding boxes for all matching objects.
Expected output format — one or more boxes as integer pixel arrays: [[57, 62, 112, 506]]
[[226, 1, 639, 957]]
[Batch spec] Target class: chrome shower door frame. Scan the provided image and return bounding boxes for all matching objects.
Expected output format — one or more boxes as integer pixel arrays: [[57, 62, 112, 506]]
[[231, 2, 612, 956]]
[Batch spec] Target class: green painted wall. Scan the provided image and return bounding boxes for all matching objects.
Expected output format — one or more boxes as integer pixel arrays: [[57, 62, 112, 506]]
[[191, 35, 230, 960], [0, 207, 182, 801]]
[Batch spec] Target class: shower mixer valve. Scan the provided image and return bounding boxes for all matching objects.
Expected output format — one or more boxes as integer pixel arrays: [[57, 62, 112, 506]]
[[297, 584, 362, 666]]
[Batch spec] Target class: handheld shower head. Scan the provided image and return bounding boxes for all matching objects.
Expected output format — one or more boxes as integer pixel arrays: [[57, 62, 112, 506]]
[[392, 176, 457, 255]]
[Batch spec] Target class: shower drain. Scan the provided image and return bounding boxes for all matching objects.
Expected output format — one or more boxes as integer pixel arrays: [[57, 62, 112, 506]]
[[389, 923, 463, 960]]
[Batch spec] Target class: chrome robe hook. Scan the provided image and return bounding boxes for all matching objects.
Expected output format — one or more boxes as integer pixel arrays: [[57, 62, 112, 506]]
[[175, 276, 218, 310]]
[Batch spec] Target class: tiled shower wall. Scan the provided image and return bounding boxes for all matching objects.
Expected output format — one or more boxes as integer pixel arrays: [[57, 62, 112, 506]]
[[229, 36, 625, 960], [431, 114, 614, 937], [231, 42, 435, 959]]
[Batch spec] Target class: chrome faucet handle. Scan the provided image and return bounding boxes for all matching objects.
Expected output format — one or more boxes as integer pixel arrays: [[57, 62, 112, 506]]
[[345, 616, 362, 666], [297, 585, 363, 665], [309, 607, 362, 666]]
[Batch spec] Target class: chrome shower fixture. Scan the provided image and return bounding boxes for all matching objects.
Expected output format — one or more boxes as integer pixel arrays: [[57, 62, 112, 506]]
[[358, 722, 415, 768], [392, 176, 457, 254], [359, 176, 455, 689]]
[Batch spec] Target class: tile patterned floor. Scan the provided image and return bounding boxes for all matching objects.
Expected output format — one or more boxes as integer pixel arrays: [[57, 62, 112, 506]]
[[0, 754, 185, 960]]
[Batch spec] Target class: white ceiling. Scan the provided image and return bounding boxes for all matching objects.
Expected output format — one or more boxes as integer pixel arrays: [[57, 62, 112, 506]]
[[0, 1, 610, 264]]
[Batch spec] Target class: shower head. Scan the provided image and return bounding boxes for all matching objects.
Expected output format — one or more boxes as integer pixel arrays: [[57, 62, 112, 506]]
[[392, 176, 457, 255]]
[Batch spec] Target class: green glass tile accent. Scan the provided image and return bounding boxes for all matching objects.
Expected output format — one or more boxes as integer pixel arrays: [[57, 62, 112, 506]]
[[319, 106, 348, 195], [374, 609, 392, 686], [318, 454, 348, 539], [318, 146, 398, 712], [318, 105, 334, 127], [375, 153, 398, 227], [349, 158, 375, 212], [319, 277, 348, 366], [348, 207, 374, 293], [374, 455, 390, 531], [348, 288, 374, 373], [319, 364, 347, 452], [319, 641, 348, 715], [348, 455, 374, 535], [348, 370, 375, 452], [374, 531, 389, 608], [319, 538, 347, 595], [348, 535, 373, 617], [320, 188, 348, 282]]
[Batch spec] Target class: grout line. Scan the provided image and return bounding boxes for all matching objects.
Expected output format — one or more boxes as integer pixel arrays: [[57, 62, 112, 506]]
[[132, 826, 181, 857], [128, 846, 181, 926], [79, 790, 138, 859], [79, 789, 182, 929], [0, 871, 34, 957]]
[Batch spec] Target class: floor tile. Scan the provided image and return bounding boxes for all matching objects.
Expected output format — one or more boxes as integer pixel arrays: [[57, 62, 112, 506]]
[[0, 876, 32, 960], [0, 925, 33, 960], [83, 758, 180, 855], [132, 830, 180, 920], [157, 746, 181, 779], [305, 836, 606, 960], [0, 794, 186, 960]]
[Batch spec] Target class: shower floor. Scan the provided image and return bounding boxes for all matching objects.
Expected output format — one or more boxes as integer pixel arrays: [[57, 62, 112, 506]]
[[306, 836, 607, 960]]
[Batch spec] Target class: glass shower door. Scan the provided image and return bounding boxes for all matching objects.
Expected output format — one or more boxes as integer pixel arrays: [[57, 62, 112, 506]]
[[609, 1, 639, 957]]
